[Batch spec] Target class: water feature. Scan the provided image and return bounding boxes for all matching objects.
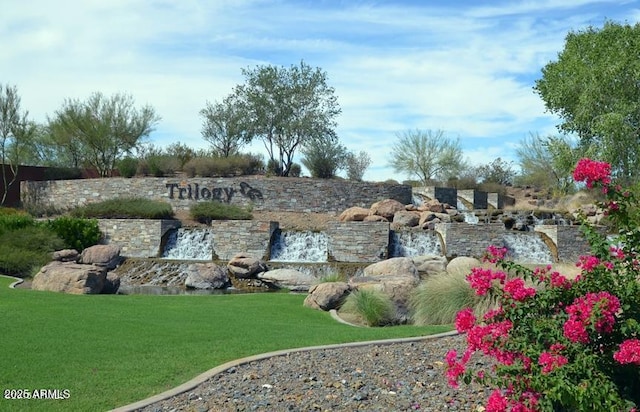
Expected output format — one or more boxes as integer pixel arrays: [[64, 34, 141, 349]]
[[270, 230, 328, 262], [162, 228, 214, 260], [503, 233, 554, 264], [456, 199, 479, 224], [389, 230, 443, 257]]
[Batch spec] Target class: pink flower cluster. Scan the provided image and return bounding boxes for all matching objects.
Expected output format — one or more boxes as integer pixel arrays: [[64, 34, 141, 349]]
[[455, 308, 476, 333], [486, 389, 540, 412], [484, 245, 509, 263], [467, 267, 506, 296], [613, 339, 640, 365], [577, 255, 600, 272], [563, 291, 621, 343], [538, 351, 568, 375], [572, 158, 611, 188], [503, 278, 536, 301]]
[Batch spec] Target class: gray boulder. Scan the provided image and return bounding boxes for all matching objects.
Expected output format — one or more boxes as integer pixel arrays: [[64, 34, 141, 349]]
[[412, 255, 448, 277], [185, 263, 230, 289], [304, 282, 351, 311], [338, 207, 371, 222], [227, 253, 268, 279], [257, 268, 316, 291], [446, 256, 482, 275], [32, 261, 107, 294], [392, 210, 420, 228], [370, 199, 405, 220], [79, 244, 122, 270], [52, 249, 79, 262], [102, 272, 121, 294]]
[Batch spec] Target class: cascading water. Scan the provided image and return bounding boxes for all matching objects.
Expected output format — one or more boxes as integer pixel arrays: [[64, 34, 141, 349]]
[[456, 199, 479, 224], [503, 233, 553, 264], [389, 231, 442, 257], [162, 228, 214, 260], [270, 230, 328, 262]]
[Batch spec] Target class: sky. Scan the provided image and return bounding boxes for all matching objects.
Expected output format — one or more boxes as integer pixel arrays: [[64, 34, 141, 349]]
[[2, 0, 640, 182]]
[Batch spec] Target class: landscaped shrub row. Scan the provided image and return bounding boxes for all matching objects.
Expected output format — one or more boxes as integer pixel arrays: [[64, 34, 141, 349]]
[[70, 197, 174, 220], [189, 201, 253, 224]]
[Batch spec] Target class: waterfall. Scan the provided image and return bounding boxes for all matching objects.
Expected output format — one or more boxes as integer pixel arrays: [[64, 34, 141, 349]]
[[270, 230, 328, 262], [162, 228, 214, 260], [390, 231, 442, 257], [503, 233, 553, 264], [456, 199, 479, 224]]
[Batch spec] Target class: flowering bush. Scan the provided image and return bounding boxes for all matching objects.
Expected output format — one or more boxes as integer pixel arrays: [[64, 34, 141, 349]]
[[446, 158, 640, 411]]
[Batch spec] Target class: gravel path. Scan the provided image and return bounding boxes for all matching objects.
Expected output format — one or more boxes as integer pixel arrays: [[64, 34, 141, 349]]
[[135, 334, 494, 412]]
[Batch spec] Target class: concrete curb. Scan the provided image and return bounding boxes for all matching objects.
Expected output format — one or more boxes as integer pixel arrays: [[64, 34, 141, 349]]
[[1, 274, 24, 289], [109, 329, 458, 412]]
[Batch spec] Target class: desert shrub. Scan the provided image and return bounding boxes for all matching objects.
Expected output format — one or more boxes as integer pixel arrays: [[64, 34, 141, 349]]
[[340, 289, 396, 326], [289, 162, 302, 177], [145, 155, 181, 177], [189, 201, 252, 224], [70, 197, 174, 220], [409, 270, 493, 326], [265, 159, 282, 176], [45, 217, 101, 251], [0, 212, 35, 236], [183, 154, 265, 177], [316, 273, 345, 283], [117, 157, 138, 178], [43, 167, 82, 180]]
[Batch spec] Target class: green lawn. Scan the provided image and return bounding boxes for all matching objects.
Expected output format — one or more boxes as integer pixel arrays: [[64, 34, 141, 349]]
[[0, 277, 451, 411]]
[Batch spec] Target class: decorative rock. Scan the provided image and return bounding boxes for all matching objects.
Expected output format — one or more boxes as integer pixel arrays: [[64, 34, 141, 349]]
[[303, 282, 351, 311], [412, 255, 448, 277], [446, 256, 482, 275], [363, 215, 388, 222], [185, 263, 230, 289], [32, 261, 107, 294], [420, 199, 446, 213], [102, 272, 121, 294], [370, 199, 405, 220], [257, 268, 316, 291], [362, 257, 419, 279], [392, 210, 420, 228], [52, 249, 79, 262], [227, 253, 268, 279], [338, 207, 371, 222], [79, 244, 122, 270]]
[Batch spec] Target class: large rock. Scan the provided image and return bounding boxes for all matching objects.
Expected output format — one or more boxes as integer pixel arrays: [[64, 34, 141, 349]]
[[392, 210, 420, 228], [304, 282, 351, 311], [32, 261, 107, 294], [338, 207, 371, 222], [257, 268, 316, 291], [227, 253, 268, 279], [370, 199, 405, 220], [419, 199, 446, 213], [79, 245, 122, 270], [412, 255, 448, 277], [446, 256, 482, 275], [362, 257, 419, 279], [185, 263, 230, 289], [52, 249, 79, 262], [102, 272, 121, 294], [363, 215, 388, 222]]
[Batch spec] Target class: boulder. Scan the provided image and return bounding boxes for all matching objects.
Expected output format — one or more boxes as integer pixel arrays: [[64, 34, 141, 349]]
[[227, 253, 268, 279], [52, 249, 79, 262], [257, 268, 316, 291], [363, 215, 388, 222], [185, 263, 230, 289], [31, 261, 107, 294], [370, 199, 405, 220], [419, 199, 446, 213], [102, 272, 121, 294], [447, 256, 482, 275], [338, 207, 371, 222], [303, 282, 351, 311], [412, 255, 448, 277], [363, 257, 419, 279], [392, 210, 420, 228], [79, 244, 122, 270]]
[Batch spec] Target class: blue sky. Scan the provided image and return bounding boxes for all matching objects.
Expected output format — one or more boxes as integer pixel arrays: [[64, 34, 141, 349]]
[[2, 0, 640, 181]]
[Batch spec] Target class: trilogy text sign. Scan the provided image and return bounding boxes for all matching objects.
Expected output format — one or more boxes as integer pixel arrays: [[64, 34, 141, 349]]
[[165, 182, 263, 203]]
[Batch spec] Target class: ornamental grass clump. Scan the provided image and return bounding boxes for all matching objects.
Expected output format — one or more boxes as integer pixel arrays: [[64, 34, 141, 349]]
[[446, 158, 640, 411], [340, 289, 396, 326]]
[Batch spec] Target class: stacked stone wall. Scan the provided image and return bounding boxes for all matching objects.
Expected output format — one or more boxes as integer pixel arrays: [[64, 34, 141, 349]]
[[436, 223, 506, 258], [211, 220, 278, 261], [327, 221, 390, 262], [98, 219, 180, 258], [21, 176, 411, 213]]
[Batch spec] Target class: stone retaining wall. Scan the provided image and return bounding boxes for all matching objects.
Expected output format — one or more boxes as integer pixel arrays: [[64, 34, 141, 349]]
[[327, 221, 390, 262], [21, 176, 412, 213], [211, 220, 278, 261], [98, 219, 180, 258]]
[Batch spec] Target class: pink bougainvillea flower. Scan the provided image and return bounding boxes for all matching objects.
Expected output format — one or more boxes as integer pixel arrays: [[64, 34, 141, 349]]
[[503, 277, 536, 301], [538, 351, 569, 374], [484, 245, 508, 263], [573, 158, 611, 188], [486, 389, 508, 412], [455, 308, 476, 333], [613, 339, 640, 365], [466, 267, 506, 296]]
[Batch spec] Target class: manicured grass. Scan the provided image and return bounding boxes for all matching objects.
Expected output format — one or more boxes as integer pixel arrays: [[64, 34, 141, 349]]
[[0, 277, 451, 411]]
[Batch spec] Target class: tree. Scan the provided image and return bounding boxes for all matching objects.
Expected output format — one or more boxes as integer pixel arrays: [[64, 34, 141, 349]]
[[534, 21, 640, 183], [345, 150, 371, 181], [388, 129, 465, 185], [48, 92, 160, 177], [476, 158, 515, 186], [300, 138, 348, 178], [231, 60, 341, 176], [200, 95, 249, 157], [515, 133, 585, 194], [0, 84, 35, 205]]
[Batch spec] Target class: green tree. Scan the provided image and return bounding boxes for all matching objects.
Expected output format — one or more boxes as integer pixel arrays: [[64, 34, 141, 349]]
[[534, 21, 640, 183], [231, 60, 341, 176], [300, 138, 348, 178], [48, 92, 160, 177], [476, 157, 515, 186], [0, 84, 36, 205], [515, 133, 585, 194], [345, 150, 371, 181], [388, 129, 465, 185], [200, 95, 249, 157]]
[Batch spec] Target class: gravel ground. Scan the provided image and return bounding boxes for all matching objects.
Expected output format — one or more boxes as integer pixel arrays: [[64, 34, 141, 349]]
[[136, 334, 494, 412]]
